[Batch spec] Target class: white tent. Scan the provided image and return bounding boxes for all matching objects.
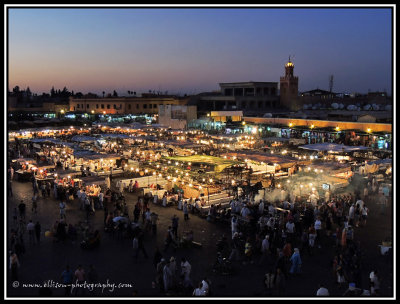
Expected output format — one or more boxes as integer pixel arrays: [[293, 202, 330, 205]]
[[299, 143, 369, 153]]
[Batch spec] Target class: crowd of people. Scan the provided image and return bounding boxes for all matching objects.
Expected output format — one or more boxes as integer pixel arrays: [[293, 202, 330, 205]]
[[7, 136, 392, 297]]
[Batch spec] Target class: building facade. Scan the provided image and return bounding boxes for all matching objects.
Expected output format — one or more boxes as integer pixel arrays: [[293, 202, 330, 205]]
[[193, 81, 279, 116], [69, 96, 188, 115], [158, 104, 197, 129]]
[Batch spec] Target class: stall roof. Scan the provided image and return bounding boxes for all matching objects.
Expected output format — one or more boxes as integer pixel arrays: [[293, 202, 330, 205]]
[[29, 138, 76, 147], [99, 133, 131, 139], [366, 159, 392, 166], [80, 153, 121, 161], [166, 155, 241, 172], [163, 140, 203, 148], [299, 143, 370, 153], [73, 150, 97, 157], [222, 151, 305, 168], [262, 137, 290, 142], [71, 135, 98, 142], [78, 176, 106, 185], [12, 158, 36, 163], [309, 162, 352, 173]]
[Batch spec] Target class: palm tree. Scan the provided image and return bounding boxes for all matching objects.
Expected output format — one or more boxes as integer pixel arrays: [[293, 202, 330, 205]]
[[102, 91, 105, 98], [128, 90, 131, 96]]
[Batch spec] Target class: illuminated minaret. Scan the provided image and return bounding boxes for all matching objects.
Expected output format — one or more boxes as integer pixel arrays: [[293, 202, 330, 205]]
[[280, 56, 299, 110]]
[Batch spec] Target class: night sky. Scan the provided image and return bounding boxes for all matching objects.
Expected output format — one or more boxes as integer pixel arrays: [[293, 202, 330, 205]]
[[7, 6, 393, 96]]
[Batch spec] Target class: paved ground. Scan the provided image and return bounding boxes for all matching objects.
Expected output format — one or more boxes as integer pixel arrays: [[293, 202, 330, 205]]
[[6, 176, 394, 298]]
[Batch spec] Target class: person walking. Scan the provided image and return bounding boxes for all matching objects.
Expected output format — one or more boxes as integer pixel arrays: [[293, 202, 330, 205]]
[[133, 203, 141, 223], [53, 182, 58, 200], [181, 257, 192, 292], [274, 267, 286, 296], [41, 182, 47, 198], [289, 248, 302, 275], [168, 256, 177, 290], [151, 212, 159, 236], [98, 190, 104, 209], [316, 284, 330, 296], [314, 216, 322, 248], [73, 265, 86, 296], [8, 180, 13, 197], [87, 265, 98, 295], [264, 270, 275, 295], [46, 181, 51, 197], [183, 201, 189, 221], [137, 230, 149, 259], [27, 220, 35, 245], [244, 237, 253, 265], [61, 265, 73, 296], [231, 215, 238, 239], [84, 196, 91, 221], [9, 251, 20, 281], [163, 260, 173, 294], [171, 215, 179, 239], [369, 270, 381, 295], [259, 235, 270, 265], [13, 207, 18, 226], [378, 193, 387, 215], [132, 236, 139, 261], [59, 201, 66, 220], [155, 258, 166, 292], [31, 193, 38, 214], [229, 232, 241, 262], [193, 282, 206, 296], [308, 227, 317, 255], [34, 221, 41, 244], [18, 200, 26, 221], [361, 205, 369, 227], [164, 226, 176, 253]]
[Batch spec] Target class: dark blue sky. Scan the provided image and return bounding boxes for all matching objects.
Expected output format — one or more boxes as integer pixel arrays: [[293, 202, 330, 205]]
[[8, 7, 393, 95]]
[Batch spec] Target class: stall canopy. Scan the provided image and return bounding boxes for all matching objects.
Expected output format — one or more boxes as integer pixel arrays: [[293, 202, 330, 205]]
[[299, 143, 370, 153], [71, 135, 98, 142], [222, 151, 310, 169], [79, 176, 106, 186], [73, 152, 120, 161], [366, 159, 392, 166], [166, 155, 241, 172], [29, 138, 76, 147], [262, 137, 290, 142], [100, 134, 131, 139], [73, 150, 98, 157], [82, 153, 121, 161]]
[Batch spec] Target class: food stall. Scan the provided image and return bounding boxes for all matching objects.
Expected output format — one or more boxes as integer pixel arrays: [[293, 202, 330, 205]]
[[12, 158, 37, 181]]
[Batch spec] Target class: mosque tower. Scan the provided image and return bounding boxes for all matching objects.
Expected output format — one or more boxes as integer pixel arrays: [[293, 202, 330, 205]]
[[279, 56, 300, 111]]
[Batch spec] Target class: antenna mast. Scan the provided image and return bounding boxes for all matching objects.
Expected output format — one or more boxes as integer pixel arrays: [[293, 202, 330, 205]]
[[329, 75, 334, 93]]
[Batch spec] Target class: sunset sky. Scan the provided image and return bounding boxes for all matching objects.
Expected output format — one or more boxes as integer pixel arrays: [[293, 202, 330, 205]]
[[7, 6, 393, 96]]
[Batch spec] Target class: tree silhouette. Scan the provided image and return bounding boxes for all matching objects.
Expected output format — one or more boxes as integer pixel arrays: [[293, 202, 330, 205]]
[[113, 90, 118, 97], [102, 91, 105, 98]]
